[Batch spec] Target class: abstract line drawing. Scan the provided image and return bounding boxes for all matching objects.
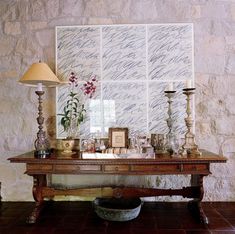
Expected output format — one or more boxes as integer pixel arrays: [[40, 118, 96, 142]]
[[56, 24, 193, 138]]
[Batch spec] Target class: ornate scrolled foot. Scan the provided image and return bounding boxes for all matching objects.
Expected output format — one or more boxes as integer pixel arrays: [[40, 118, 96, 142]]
[[188, 200, 208, 224], [27, 201, 44, 224]]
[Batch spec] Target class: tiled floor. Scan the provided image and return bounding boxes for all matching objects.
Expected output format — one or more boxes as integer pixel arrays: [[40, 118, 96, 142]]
[[0, 201, 235, 234]]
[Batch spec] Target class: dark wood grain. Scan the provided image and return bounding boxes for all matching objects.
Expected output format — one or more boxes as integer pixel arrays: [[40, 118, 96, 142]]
[[8, 149, 227, 224]]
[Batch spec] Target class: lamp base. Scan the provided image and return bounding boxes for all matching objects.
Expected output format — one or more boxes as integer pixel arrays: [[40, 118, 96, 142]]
[[34, 149, 51, 158]]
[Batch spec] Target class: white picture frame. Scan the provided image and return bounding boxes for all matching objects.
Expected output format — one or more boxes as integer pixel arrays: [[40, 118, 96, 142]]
[[55, 24, 194, 139]]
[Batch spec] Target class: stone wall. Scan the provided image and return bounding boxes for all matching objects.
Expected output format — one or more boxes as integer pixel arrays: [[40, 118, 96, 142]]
[[0, 0, 235, 201]]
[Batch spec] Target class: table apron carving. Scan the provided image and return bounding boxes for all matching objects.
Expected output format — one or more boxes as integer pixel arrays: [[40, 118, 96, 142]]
[[26, 163, 211, 175]]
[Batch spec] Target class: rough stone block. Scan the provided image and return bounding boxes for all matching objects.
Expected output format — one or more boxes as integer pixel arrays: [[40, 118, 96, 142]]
[[195, 36, 226, 74], [224, 96, 235, 115], [0, 164, 17, 187], [226, 53, 235, 75], [0, 70, 17, 79], [0, 2, 8, 18], [16, 36, 43, 57], [196, 134, 221, 153], [1, 2, 18, 21], [195, 54, 225, 75], [30, 0, 47, 21], [204, 177, 234, 201], [201, 2, 228, 19], [216, 117, 235, 135], [194, 19, 232, 37], [46, 0, 59, 19], [48, 17, 85, 26], [129, 0, 159, 20], [221, 140, 235, 156], [0, 36, 15, 56], [88, 17, 113, 25], [197, 121, 213, 136], [191, 5, 201, 19], [196, 36, 225, 56], [84, 0, 109, 17], [0, 55, 21, 72], [28, 21, 47, 30], [225, 36, 235, 44], [211, 157, 235, 179], [107, 0, 131, 18], [61, 0, 85, 16], [231, 4, 235, 21], [209, 75, 225, 93], [35, 29, 54, 47]]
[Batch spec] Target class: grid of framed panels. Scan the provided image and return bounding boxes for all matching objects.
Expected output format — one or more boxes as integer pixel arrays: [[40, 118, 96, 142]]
[[56, 24, 193, 138]]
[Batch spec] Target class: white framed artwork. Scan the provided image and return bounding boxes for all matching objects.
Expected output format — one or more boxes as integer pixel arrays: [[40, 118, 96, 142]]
[[56, 24, 194, 139]]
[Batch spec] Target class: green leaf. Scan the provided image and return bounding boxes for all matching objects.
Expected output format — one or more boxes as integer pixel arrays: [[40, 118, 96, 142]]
[[72, 102, 78, 108], [74, 97, 80, 103], [69, 92, 76, 98], [61, 117, 70, 132]]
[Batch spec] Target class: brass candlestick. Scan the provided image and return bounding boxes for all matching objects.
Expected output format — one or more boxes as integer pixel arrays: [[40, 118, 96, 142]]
[[180, 88, 201, 156], [165, 90, 176, 155], [34, 91, 51, 158]]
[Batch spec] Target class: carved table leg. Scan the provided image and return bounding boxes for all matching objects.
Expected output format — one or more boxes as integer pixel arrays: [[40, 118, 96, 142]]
[[188, 174, 208, 224], [27, 175, 47, 224]]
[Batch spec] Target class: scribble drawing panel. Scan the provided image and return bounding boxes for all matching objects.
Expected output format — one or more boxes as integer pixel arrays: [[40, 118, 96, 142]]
[[102, 82, 147, 135], [57, 27, 100, 81], [171, 82, 187, 136], [148, 82, 168, 133], [102, 25, 146, 80], [148, 82, 186, 135], [148, 25, 192, 81]]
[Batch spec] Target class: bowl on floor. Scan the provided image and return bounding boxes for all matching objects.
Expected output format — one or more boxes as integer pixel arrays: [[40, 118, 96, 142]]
[[93, 197, 142, 222]]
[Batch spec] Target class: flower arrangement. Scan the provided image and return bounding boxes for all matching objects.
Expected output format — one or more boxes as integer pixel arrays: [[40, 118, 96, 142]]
[[58, 72, 97, 139]]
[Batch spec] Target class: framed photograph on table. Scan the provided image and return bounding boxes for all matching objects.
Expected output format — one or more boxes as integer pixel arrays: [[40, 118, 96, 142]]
[[109, 128, 128, 148]]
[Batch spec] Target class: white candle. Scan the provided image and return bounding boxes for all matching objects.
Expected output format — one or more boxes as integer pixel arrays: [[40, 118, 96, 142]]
[[186, 80, 192, 88], [36, 83, 43, 91], [167, 82, 174, 91]]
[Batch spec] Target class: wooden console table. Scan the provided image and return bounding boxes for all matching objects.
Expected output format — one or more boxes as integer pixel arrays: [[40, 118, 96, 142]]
[[8, 150, 226, 224]]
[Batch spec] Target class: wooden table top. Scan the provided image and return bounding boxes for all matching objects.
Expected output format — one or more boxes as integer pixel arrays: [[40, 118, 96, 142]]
[[8, 149, 227, 165]]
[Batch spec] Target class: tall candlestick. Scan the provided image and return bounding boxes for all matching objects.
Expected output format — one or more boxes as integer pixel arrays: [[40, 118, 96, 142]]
[[180, 88, 201, 157], [164, 90, 176, 155]]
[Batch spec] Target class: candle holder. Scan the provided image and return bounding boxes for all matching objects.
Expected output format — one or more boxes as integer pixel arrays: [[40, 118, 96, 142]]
[[165, 90, 176, 155], [180, 88, 201, 156], [34, 91, 51, 158]]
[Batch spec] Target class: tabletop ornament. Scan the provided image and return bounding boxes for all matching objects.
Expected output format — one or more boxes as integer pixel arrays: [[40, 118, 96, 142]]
[[151, 134, 167, 155], [179, 80, 201, 157], [164, 83, 177, 156]]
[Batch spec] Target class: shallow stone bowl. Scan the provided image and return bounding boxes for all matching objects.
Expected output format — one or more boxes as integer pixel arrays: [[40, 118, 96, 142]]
[[93, 197, 142, 222]]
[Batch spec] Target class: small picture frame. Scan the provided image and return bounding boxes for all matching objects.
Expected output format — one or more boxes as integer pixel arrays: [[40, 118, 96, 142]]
[[109, 128, 128, 148]]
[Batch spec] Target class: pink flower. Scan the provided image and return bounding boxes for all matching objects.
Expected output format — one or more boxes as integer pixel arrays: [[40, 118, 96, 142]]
[[81, 75, 97, 98], [69, 72, 78, 86]]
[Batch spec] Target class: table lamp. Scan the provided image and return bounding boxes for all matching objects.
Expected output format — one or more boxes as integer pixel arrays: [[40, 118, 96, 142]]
[[19, 62, 60, 158]]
